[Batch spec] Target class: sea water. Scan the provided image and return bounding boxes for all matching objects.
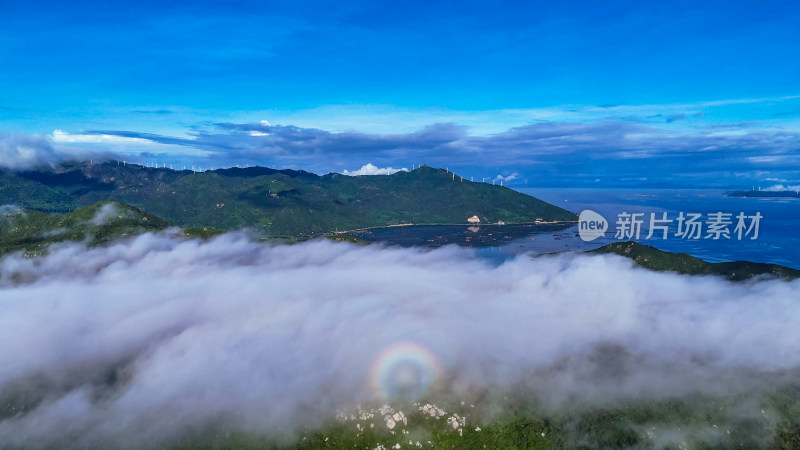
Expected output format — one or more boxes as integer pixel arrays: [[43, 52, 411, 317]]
[[349, 188, 800, 270], [516, 188, 800, 269]]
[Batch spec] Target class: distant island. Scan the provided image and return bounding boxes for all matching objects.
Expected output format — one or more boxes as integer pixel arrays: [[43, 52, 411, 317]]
[[0, 161, 577, 237], [726, 189, 800, 198]]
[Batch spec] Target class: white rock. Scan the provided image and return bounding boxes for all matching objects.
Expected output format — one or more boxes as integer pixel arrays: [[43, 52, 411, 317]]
[[448, 417, 459, 430], [393, 411, 407, 425]]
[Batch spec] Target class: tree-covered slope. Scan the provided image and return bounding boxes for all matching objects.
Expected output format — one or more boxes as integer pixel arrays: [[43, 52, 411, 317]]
[[592, 241, 800, 281], [0, 201, 171, 257], [0, 162, 577, 236]]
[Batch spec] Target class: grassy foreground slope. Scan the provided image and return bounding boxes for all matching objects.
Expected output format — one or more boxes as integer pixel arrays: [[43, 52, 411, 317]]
[[0, 162, 577, 236], [593, 241, 800, 281]]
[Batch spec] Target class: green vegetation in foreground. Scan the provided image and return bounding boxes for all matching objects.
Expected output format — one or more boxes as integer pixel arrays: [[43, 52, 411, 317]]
[[162, 387, 800, 449], [0, 161, 577, 237], [0, 200, 222, 257], [592, 241, 800, 281]]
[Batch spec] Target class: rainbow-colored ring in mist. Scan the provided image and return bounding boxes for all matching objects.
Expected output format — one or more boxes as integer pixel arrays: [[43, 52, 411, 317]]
[[367, 341, 444, 401]]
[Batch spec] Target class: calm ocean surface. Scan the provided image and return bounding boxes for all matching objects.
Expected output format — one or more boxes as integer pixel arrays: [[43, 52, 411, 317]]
[[349, 188, 800, 269], [517, 188, 800, 269]]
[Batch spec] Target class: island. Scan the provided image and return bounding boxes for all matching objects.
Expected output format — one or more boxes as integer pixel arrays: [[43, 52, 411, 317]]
[[726, 189, 800, 198]]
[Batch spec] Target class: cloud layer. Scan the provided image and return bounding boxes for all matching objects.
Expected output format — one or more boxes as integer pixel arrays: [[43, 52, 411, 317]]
[[68, 119, 800, 186], [0, 133, 112, 170], [5, 111, 799, 187], [763, 184, 800, 192], [1, 234, 799, 447]]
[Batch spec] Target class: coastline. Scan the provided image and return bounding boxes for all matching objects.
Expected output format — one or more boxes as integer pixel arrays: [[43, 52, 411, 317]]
[[328, 220, 578, 235]]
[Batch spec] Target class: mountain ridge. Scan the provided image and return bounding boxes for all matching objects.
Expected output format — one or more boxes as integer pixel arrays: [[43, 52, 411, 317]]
[[1, 161, 578, 236]]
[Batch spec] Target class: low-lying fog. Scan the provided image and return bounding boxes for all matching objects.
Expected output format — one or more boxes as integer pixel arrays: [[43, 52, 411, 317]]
[[1, 232, 798, 448]]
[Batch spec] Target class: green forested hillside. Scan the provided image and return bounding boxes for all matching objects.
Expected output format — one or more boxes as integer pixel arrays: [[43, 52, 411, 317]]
[[593, 241, 800, 281], [0, 200, 225, 257], [0, 162, 577, 236], [0, 201, 170, 256]]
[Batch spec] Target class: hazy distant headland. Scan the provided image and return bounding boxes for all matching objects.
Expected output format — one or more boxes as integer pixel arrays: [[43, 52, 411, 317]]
[[726, 189, 800, 198]]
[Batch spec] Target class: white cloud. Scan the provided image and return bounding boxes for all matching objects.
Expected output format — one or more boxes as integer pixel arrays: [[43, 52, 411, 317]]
[[492, 172, 519, 184], [342, 163, 409, 176], [0, 205, 25, 220], [51, 130, 149, 144], [90, 203, 131, 226], [0, 133, 110, 170], [763, 184, 800, 192], [228, 94, 800, 135], [0, 234, 798, 447], [49, 130, 216, 162]]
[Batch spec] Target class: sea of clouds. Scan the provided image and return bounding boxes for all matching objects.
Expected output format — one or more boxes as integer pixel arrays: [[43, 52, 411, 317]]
[[0, 233, 798, 448]]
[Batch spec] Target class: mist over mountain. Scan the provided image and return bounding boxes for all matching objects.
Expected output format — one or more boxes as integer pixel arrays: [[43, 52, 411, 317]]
[[3, 1, 800, 448], [1, 234, 799, 448]]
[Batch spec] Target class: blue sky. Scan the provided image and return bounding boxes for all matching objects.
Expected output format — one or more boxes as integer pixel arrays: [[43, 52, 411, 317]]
[[1, 0, 799, 186]]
